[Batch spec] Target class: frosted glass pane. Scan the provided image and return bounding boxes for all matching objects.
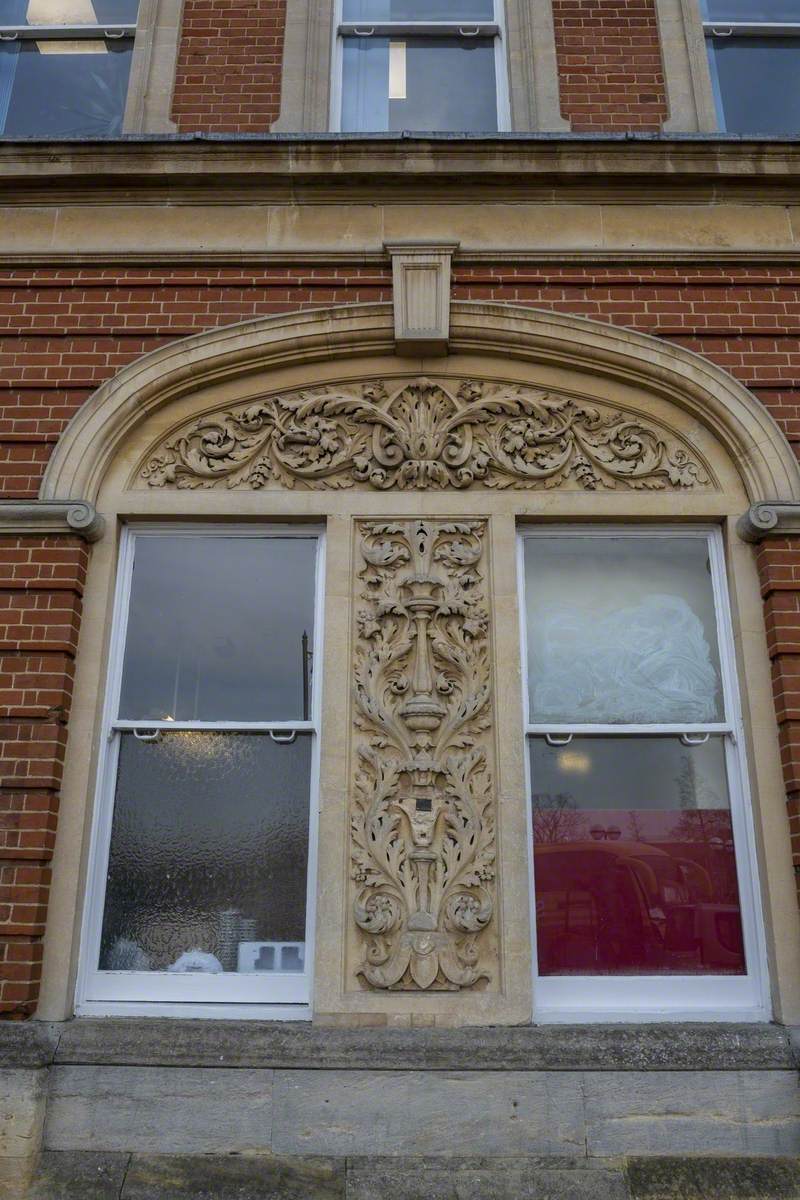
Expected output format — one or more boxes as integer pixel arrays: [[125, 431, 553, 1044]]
[[118, 536, 317, 722], [343, 1, 494, 19], [530, 737, 745, 976], [709, 38, 800, 134], [99, 733, 311, 973], [524, 537, 724, 725], [341, 36, 497, 132]]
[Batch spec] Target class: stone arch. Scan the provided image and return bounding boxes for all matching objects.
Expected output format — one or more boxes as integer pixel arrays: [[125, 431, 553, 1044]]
[[41, 301, 800, 505]]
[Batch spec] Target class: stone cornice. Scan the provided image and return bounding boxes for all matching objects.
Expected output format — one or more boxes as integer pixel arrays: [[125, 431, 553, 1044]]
[[0, 501, 105, 542], [3, 137, 800, 201]]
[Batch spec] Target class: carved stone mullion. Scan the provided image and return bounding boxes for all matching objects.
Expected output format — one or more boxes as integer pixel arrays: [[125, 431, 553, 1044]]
[[350, 518, 496, 992]]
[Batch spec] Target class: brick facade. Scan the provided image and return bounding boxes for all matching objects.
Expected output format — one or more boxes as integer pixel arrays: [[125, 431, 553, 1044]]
[[0, 537, 86, 1017], [0, 0, 798, 1021], [552, 0, 668, 131], [172, 0, 286, 132]]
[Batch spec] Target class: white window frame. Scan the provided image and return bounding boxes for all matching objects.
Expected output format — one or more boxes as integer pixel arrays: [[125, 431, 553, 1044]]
[[518, 524, 770, 1023], [700, 2, 800, 131], [329, 0, 511, 133], [75, 523, 325, 1020]]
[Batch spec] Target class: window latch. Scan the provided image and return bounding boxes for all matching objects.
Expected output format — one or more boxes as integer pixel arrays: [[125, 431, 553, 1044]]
[[711, 26, 733, 36], [132, 728, 162, 743], [269, 729, 298, 745], [104, 29, 127, 39], [352, 26, 375, 36], [545, 733, 573, 747], [0, 31, 19, 40], [680, 732, 710, 747], [459, 25, 480, 36]]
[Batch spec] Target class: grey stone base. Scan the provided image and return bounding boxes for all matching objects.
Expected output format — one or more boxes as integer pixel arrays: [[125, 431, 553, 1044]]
[[15, 1152, 800, 1200]]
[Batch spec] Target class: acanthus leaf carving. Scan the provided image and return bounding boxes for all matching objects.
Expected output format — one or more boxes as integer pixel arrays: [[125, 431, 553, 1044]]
[[140, 378, 712, 492], [350, 519, 496, 991]]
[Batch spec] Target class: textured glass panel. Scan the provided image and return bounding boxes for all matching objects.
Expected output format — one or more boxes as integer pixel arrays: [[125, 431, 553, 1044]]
[[702, 0, 800, 21], [7, 1, 139, 24], [525, 537, 724, 725], [709, 38, 800, 133], [99, 733, 311, 973], [530, 737, 745, 976], [341, 36, 497, 131], [343, 0, 494, 19], [0, 38, 132, 136], [118, 536, 317, 722]]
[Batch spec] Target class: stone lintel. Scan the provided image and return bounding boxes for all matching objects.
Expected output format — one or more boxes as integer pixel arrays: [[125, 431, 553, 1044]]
[[0, 501, 105, 543], [385, 242, 459, 355], [737, 502, 800, 543]]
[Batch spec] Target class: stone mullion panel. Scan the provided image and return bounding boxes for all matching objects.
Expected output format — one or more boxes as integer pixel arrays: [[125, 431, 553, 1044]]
[[757, 538, 800, 905], [0, 536, 86, 1017]]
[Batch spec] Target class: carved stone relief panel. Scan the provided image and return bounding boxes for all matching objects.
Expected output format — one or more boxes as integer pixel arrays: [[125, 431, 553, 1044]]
[[351, 519, 496, 991], [138, 377, 713, 492]]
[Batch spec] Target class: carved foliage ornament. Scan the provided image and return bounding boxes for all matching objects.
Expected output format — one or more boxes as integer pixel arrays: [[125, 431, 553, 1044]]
[[140, 378, 710, 492], [351, 519, 495, 991]]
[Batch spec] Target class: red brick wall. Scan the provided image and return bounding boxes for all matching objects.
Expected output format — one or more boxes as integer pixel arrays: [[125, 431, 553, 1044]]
[[0, 537, 86, 1017], [553, 0, 668, 131], [172, 0, 286, 133], [3, 262, 800, 1013]]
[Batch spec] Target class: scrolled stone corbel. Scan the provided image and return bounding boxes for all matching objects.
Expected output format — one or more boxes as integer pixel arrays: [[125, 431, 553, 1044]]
[[0, 500, 105, 542], [736, 502, 800, 543]]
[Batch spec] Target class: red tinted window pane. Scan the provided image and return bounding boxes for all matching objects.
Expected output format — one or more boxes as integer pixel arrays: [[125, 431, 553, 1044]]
[[530, 738, 745, 976]]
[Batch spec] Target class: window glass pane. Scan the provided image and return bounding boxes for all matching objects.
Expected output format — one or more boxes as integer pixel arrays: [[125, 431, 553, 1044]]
[[709, 38, 800, 134], [341, 35, 497, 132], [99, 732, 311, 973], [0, 38, 133, 136], [524, 537, 724, 725], [118, 536, 317, 723], [530, 737, 745, 976], [702, 0, 800, 20], [3, 1, 140, 24], [343, 1, 494, 19]]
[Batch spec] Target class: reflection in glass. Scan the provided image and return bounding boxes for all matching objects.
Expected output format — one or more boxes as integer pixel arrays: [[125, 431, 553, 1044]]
[[525, 537, 724, 724], [701, 0, 800, 20], [118, 536, 317, 723], [709, 38, 800, 134], [0, 38, 133, 136], [341, 36, 497, 131], [99, 733, 311, 973], [343, 0, 494, 18], [10, 1, 140, 24], [530, 737, 745, 976]]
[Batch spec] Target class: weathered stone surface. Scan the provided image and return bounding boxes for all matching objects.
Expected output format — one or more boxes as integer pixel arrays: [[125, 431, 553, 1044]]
[[44, 1067, 273, 1154], [0, 1069, 48, 1162], [626, 1156, 800, 1199], [585, 1071, 800, 1157], [23, 1150, 131, 1200], [271, 1070, 585, 1157], [346, 1157, 630, 1200], [52, 1020, 798, 1073], [0, 1025, 59, 1070], [120, 1153, 345, 1200]]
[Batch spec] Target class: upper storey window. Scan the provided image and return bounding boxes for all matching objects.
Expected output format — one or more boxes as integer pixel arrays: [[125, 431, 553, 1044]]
[[335, 0, 508, 132], [0, 0, 138, 137], [701, 0, 800, 133]]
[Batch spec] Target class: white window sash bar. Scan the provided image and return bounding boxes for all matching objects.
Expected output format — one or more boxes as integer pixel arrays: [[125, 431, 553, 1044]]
[[0, 25, 135, 38], [339, 21, 499, 36], [703, 22, 800, 36], [526, 724, 734, 736], [111, 720, 316, 732]]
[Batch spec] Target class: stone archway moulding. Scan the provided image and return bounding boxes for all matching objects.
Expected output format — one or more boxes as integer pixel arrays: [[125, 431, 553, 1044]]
[[41, 301, 800, 508]]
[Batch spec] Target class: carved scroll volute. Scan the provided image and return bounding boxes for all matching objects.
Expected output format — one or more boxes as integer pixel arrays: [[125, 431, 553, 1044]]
[[350, 519, 496, 991]]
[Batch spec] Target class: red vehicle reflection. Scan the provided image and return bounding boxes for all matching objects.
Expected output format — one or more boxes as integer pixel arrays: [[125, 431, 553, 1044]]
[[533, 810, 745, 975]]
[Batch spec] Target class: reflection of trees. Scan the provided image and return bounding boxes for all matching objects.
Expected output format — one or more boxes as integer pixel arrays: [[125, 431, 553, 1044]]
[[532, 792, 586, 844], [671, 753, 738, 903], [626, 811, 646, 841]]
